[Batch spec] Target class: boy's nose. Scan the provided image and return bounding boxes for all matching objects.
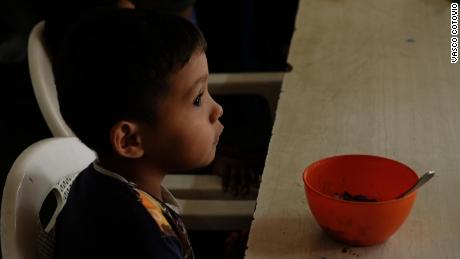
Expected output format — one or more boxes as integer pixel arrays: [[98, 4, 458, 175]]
[[211, 102, 223, 123]]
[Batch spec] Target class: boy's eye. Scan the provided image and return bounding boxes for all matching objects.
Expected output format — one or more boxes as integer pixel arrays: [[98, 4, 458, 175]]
[[193, 93, 203, 106]]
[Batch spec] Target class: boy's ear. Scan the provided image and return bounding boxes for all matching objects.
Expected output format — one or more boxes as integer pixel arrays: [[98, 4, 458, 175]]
[[110, 121, 144, 158]]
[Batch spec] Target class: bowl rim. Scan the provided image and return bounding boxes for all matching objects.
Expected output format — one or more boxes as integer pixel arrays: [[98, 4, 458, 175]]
[[302, 154, 419, 205]]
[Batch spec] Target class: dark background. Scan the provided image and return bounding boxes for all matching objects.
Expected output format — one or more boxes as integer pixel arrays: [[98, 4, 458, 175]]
[[0, 0, 298, 257]]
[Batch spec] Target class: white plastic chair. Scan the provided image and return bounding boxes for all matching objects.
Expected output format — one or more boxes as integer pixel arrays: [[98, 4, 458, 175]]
[[0, 137, 95, 259], [28, 21, 74, 137]]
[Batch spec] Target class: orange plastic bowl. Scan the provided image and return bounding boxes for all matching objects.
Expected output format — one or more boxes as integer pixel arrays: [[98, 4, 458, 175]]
[[303, 154, 418, 246]]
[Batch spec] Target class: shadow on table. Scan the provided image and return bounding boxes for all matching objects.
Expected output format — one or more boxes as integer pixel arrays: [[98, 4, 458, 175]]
[[246, 216, 364, 257]]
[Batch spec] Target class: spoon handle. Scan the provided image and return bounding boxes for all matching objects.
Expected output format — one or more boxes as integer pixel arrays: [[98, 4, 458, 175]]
[[397, 171, 435, 199]]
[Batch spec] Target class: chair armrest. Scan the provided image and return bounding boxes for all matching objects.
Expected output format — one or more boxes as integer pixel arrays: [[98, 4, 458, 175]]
[[177, 199, 256, 231], [164, 175, 257, 200]]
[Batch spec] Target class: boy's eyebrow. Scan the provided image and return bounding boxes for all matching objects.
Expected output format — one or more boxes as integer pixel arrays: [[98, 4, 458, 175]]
[[187, 74, 208, 95]]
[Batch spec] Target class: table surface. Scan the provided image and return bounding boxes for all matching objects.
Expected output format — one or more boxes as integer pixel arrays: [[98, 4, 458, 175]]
[[245, 0, 459, 258]]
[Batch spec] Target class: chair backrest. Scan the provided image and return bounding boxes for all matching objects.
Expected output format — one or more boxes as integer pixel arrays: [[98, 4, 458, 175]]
[[1, 137, 96, 259], [28, 21, 74, 137]]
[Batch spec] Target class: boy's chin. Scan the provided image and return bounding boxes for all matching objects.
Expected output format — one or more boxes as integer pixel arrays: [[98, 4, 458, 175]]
[[201, 152, 216, 168], [179, 154, 216, 172], [200, 150, 218, 169]]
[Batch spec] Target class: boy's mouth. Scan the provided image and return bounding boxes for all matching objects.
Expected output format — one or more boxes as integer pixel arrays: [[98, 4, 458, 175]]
[[214, 126, 224, 145]]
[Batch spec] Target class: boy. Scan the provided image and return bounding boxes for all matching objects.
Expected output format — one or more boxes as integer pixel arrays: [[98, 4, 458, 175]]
[[52, 8, 223, 259]]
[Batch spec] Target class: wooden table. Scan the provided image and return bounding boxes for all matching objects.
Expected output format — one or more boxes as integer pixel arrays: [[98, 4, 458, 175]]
[[245, 0, 459, 258]]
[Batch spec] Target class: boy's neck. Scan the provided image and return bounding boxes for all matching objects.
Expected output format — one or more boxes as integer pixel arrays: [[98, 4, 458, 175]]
[[98, 155, 166, 201]]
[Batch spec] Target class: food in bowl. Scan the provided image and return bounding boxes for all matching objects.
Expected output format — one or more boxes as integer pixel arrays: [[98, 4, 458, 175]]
[[335, 191, 378, 202]]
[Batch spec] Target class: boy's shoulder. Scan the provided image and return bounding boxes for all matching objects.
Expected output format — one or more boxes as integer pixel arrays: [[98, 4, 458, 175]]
[[59, 164, 149, 225], [53, 164, 187, 259], [68, 164, 137, 202]]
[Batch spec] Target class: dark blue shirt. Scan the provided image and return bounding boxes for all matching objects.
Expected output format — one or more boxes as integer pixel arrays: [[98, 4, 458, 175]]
[[54, 164, 192, 259]]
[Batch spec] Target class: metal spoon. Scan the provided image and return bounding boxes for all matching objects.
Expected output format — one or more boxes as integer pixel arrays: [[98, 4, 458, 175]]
[[396, 171, 435, 199]]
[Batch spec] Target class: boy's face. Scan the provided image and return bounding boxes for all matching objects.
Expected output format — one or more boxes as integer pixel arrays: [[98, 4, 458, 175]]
[[140, 51, 224, 171]]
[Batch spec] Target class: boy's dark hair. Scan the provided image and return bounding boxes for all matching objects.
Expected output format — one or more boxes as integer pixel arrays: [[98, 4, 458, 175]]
[[54, 8, 207, 155]]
